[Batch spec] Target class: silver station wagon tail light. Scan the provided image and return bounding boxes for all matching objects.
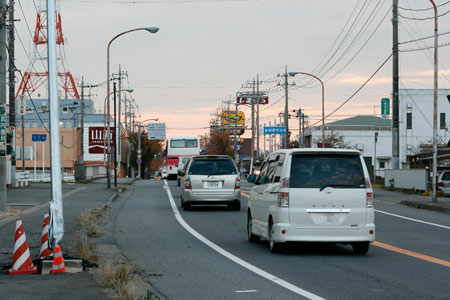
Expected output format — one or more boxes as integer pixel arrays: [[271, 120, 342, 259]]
[[365, 178, 373, 208], [278, 178, 290, 208], [235, 177, 241, 189], [185, 178, 192, 190]]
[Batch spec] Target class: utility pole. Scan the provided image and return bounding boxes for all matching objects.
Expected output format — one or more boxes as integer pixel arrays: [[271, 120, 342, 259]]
[[392, 0, 400, 169], [284, 66, 289, 149], [430, 0, 438, 203], [251, 79, 255, 158], [295, 108, 302, 148], [0, 0, 6, 211], [256, 74, 260, 157], [113, 82, 117, 188], [302, 113, 305, 148], [8, 0, 15, 187], [80, 77, 84, 163]]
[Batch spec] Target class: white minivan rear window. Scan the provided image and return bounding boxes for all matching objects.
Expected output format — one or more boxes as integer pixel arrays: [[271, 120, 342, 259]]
[[290, 154, 365, 189]]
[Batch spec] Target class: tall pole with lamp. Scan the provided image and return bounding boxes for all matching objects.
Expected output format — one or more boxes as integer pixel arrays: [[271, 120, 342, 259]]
[[106, 27, 159, 188], [289, 72, 325, 148]]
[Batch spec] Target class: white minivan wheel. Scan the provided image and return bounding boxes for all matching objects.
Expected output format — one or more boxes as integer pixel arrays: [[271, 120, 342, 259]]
[[269, 222, 282, 253], [247, 213, 260, 243]]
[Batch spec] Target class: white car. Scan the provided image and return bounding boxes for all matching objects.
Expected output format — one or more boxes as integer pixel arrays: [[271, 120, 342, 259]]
[[438, 170, 450, 196], [247, 149, 375, 254], [177, 156, 193, 186]]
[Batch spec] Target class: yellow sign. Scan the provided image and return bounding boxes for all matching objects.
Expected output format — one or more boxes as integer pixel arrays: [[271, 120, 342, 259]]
[[220, 111, 245, 128]]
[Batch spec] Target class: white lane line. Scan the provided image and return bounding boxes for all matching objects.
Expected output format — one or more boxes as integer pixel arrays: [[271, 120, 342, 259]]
[[375, 210, 450, 230], [235, 290, 258, 293], [163, 181, 325, 300]]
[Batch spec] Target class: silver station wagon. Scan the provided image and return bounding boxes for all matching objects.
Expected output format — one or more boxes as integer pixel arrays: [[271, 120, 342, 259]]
[[179, 155, 241, 211]]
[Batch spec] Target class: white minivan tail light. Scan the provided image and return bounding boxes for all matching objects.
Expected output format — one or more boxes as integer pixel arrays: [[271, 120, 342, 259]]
[[278, 178, 290, 207], [365, 178, 373, 208]]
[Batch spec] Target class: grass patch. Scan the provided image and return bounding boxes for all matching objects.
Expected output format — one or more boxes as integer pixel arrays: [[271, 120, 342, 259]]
[[99, 260, 138, 300], [79, 207, 104, 238], [75, 232, 99, 264], [0, 209, 21, 219]]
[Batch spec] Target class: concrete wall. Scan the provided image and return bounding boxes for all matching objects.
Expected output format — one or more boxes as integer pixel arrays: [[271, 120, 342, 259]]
[[384, 169, 429, 190]]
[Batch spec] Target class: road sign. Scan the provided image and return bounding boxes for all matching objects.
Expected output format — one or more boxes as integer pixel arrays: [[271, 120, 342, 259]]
[[137, 149, 142, 154], [381, 98, 390, 118], [18, 95, 27, 116], [137, 159, 142, 164], [32, 134, 47, 142], [264, 126, 286, 134], [148, 123, 166, 140], [137, 154, 142, 159]]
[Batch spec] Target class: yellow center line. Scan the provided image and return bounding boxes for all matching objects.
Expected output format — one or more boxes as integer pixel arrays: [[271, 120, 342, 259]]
[[373, 241, 450, 268], [241, 191, 450, 268]]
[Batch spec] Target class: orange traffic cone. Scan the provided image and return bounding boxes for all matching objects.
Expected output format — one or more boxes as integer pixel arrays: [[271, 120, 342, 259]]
[[9, 219, 37, 275], [51, 245, 66, 274], [39, 213, 53, 258]]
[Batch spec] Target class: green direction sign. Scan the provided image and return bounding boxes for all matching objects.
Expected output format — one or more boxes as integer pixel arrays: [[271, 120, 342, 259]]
[[381, 98, 390, 116]]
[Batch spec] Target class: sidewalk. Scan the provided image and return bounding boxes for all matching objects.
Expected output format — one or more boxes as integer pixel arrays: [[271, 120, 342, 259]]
[[374, 188, 450, 214], [0, 178, 133, 299]]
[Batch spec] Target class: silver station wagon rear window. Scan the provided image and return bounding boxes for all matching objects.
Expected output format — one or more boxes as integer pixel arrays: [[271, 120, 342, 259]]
[[290, 154, 365, 189], [189, 159, 237, 175]]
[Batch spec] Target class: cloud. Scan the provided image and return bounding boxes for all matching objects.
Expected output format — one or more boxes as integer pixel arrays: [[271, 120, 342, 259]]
[[339, 76, 391, 85]]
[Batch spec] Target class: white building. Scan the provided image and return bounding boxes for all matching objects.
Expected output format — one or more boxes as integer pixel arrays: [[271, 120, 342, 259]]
[[398, 89, 450, 168], [304, 89, 450, 175], [305, 115, 392, 178]]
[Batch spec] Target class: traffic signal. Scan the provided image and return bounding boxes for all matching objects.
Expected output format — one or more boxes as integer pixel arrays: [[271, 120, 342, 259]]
[[6, 132, 12, 155]]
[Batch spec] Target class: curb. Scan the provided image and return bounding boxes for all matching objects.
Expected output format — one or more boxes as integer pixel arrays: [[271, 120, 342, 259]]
[[400, 200, 450, 214]]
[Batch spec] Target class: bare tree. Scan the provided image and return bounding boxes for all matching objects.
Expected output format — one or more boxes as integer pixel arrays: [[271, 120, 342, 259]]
[[314, 130, 351, 149]]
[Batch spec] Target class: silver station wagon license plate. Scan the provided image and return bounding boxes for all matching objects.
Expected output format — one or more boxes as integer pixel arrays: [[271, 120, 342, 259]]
[[205, 181, 222, 189]]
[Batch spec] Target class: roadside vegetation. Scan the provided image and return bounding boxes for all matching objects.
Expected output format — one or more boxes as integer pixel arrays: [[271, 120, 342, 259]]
[[76, 206, 158, 300], [0, 208, 21, 219]]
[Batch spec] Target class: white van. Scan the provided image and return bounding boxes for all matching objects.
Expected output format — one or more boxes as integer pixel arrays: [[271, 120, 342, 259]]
[[247, 149, 375, 254]]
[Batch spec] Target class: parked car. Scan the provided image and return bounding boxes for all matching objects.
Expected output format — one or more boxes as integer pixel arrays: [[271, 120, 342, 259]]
[[438, 170, 450, 196], [161, 168, 168, 179], [247, 149, 375, 254], [179, 155, 241, 211], [177, 156, 193, 186]]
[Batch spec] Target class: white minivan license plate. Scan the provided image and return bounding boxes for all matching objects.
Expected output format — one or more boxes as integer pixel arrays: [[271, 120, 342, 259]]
[[205, 181, 221, 189], [318, 213, 338, 224]]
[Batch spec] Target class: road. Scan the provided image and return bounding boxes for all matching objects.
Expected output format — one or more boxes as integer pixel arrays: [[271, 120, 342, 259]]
[[113, 179, 450, 300]]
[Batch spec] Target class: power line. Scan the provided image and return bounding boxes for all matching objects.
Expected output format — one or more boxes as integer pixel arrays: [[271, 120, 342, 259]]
[[308, 53, 393, 128], [399, 31, 450, 44], [399, 10, 450, 20], [398, 0, 450, 11], [399, 41, 450, 52]]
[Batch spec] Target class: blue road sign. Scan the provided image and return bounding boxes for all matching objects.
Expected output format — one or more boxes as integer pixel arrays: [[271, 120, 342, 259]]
[[263, 126, 286, 134], [32, 134, 47, 142], [137, 159, 142, 164]]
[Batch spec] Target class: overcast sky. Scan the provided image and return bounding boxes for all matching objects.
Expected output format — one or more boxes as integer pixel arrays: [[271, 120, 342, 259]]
[[14, 0, 450, 139]]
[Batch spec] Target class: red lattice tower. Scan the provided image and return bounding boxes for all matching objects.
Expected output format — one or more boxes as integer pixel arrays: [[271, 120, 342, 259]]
[[16, 6, 79, 100]]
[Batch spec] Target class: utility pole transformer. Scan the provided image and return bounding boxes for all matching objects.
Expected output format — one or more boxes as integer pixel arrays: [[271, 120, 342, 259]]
[[0, 0, 7, 211], [392, 0, 400, 169]]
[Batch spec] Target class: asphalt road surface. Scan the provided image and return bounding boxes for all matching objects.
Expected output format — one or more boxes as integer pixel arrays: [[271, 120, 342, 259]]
[[113, 179, 450, 300]]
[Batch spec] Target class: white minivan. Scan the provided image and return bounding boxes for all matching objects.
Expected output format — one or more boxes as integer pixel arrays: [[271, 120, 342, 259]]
[[247, 149, 375, 254]]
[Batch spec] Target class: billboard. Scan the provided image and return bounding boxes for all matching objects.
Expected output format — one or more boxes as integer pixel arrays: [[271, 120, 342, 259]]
[[88, 126, 115, 154], [236, 92, 269, 105], [220, 111, 245, 128]]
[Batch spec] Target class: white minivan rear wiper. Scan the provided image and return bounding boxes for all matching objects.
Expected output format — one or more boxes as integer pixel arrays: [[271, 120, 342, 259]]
[[319, 184, 358, 191]]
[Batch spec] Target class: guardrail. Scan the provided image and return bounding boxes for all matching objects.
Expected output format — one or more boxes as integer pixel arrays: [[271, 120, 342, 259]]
[[75, 163, 107, 182]]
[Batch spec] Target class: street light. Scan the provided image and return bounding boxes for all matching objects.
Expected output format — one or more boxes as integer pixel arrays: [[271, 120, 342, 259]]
[[134, 118, 159, 179], [289, 72, 325, 148], [106, 27, 159, 188]]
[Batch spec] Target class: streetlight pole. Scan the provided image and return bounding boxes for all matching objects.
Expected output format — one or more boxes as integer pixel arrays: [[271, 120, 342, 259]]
[[430, 0, 438, 203], [289, 72, 325, 148], [106, 26, 159, 188]]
